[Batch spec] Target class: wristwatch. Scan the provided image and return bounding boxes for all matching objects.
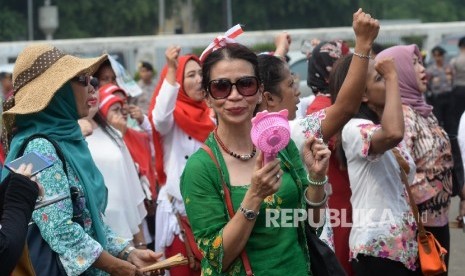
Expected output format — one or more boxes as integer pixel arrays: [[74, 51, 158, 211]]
[[121, 246, 136, 261], [239, 204, 259, 220]]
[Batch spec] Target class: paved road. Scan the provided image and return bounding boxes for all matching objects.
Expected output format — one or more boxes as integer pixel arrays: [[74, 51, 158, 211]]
[[448, 196, 464, 276]]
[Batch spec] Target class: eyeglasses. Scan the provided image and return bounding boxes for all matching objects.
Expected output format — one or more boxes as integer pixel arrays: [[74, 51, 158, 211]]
[[73, 75, 90, 86], [208, 76, 259, 99], [90, 77, 99, 89]]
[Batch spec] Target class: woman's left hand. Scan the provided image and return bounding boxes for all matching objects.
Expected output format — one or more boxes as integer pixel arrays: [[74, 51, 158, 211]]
[[302, 136, 331, 179], [127, 249, 164, 276]]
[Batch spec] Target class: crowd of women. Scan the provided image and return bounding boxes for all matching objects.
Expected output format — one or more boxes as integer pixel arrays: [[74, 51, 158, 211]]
[[1, 7, 464, 276]]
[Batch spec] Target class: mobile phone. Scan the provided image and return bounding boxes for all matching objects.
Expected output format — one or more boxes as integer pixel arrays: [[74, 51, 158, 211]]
[[35, 193, 69, 209], [5, 151, 54, 176]]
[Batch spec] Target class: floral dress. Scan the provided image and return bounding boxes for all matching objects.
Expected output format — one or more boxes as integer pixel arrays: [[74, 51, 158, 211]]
[[27, 138, 128, 275]]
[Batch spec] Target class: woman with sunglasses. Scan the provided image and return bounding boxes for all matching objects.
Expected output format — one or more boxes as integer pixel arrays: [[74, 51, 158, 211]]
[[148, 46, 215, 276], [1, 44, 163, 275], [179, 10, 378, 276], [178, 41, 331, 276]]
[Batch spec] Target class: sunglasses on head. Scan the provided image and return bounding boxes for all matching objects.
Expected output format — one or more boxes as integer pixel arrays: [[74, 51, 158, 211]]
[[73, 75, 90, 86], [208, 76, 259, 99]]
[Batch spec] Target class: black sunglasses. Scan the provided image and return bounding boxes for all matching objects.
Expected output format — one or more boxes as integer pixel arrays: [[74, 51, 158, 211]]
[[208, 76, 259, 99], [73, 75, 90, 86]]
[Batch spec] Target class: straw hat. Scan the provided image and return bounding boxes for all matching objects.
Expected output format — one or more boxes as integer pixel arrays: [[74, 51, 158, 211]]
[[2, 44, 108, 128]]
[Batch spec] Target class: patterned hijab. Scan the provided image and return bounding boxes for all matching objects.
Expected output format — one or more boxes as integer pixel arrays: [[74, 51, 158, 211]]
[[307, 40, 349, 94], [376, 44, 433, 118], [2, 83, 109, 246]]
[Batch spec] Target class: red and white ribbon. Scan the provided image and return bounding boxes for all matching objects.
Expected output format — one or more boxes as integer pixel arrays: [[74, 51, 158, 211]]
[[199, 24, 244, 62]]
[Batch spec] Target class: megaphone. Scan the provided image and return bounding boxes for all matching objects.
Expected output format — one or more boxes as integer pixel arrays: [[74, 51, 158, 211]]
[[251, 109, 291, 164]]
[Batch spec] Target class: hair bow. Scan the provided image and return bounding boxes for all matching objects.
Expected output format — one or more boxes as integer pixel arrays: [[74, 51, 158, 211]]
[[199, 24, 244, 62]]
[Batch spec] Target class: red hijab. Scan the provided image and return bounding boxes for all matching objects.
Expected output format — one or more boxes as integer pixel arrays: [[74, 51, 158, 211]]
[[148, 55, 215, 184]]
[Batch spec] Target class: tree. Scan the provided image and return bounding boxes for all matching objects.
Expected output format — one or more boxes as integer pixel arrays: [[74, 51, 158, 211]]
[[0, 0, 465, 41]]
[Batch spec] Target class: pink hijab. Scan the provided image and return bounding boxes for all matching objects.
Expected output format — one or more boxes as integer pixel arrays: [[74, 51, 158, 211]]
[[375, 44, 433, 117]]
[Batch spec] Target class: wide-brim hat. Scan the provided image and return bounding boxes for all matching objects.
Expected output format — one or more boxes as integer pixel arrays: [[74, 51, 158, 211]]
[[3, 43, 108, 127]]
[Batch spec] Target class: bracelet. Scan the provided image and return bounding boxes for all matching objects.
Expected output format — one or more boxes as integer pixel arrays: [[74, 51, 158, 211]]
[[306, 174, 328, 186], [135, 242, 146, 248], [121, 246, 136, 261], [304, 187, 328, 207], [353, 51, 373, 60]]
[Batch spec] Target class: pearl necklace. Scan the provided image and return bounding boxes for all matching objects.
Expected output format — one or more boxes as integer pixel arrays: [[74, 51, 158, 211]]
[[214, 129, 256, 161]]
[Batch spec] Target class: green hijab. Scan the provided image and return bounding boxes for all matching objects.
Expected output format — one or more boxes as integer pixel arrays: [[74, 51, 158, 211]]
[[2, 83, 108, 246]]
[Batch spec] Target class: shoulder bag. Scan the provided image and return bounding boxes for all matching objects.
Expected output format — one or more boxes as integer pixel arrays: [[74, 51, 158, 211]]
[[201, 144, 254, 276], [393, 148, 447, 276], [13, 134, 84, 276]]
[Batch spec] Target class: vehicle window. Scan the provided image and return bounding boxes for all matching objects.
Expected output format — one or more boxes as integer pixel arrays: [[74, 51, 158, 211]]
[[290, 58, 308, 81]]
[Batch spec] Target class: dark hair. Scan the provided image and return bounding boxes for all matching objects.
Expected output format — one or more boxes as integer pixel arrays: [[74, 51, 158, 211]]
[[0, 72, 12, 81], [257, 55, 287, 99], [328, 53, 380, 168], [201, 43, 261, 92], [371, 42, 385, 55], [94, 60, 112, 80], [431, 46, 446, 56], [458, 36, 465, 48], [140, 61, 154, 72]]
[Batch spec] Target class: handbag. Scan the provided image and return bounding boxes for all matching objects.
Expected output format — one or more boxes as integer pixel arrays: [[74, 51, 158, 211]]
[[305, 224, 347, 276], [393, 148, 447, 276], [14, 134, 83, 276], [449, 135, 464, 197], [278, 145, 346, 276], [201, 144, 254, 276]]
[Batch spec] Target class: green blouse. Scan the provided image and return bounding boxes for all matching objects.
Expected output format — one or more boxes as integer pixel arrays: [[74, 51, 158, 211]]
[[180, 133, 313, 275]]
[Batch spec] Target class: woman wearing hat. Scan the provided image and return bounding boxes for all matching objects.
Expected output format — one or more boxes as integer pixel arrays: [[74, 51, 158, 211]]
[[1, 44, 162, 275]]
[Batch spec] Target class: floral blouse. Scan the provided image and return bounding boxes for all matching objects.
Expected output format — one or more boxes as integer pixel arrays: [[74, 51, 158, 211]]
[[26, 138, 128, 275], [403, 105, 453, 227], [341, 119, 418, 271]]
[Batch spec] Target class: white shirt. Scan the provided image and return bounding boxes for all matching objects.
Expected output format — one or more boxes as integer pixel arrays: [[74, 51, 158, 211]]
[[458, 111, 465, 179], [87, 127, 147, 239], [151, 80, 211, 202], [342, 118, 418, 270]]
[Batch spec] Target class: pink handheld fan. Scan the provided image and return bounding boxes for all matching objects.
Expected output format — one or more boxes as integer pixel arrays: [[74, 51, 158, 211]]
[[251, 109, 291, 164]]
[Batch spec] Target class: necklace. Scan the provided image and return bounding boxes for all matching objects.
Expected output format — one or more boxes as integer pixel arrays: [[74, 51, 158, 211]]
[[214, 128, 256, 161]]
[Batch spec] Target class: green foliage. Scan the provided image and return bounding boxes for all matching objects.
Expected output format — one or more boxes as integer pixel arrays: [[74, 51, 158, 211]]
[[0, 7, 27, 41], [402, 35, 426, 49], [0, 0, 465, 41]]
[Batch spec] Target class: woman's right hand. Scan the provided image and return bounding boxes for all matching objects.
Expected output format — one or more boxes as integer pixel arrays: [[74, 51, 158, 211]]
[[352, 8, 380, 48], [249, 152, 283, 200]]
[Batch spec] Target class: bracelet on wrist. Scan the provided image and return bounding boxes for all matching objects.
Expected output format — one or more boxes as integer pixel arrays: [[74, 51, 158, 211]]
[[135, 242, 147, 248], [353, 51, 373, 60], [121, 246, 136, 261], [304, 188, 328, 207], [304, 187, 328, 207], [306, 174, 328, 186]]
